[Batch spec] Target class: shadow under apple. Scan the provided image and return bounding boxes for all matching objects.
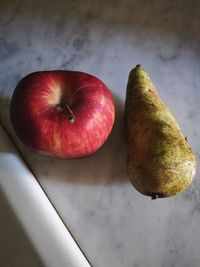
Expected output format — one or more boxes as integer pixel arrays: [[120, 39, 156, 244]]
[[0, 93, 128, 185]]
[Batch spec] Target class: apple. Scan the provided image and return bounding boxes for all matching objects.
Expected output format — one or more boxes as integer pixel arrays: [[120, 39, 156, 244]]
[[10, 71, 115, 158]]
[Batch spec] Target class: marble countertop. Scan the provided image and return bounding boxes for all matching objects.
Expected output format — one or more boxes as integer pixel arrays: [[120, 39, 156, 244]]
[[0, 1, 200, 266]]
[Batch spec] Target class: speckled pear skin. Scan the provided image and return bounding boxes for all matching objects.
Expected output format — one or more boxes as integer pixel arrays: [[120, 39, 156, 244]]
[[125, 65, 196, 199]]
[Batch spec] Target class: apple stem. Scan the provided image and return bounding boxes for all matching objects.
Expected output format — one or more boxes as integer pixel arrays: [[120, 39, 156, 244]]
[[63, 103, 76, 123]]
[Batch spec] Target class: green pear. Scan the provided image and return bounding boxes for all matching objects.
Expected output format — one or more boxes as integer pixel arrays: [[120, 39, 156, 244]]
[[125, 65, 196, 199]]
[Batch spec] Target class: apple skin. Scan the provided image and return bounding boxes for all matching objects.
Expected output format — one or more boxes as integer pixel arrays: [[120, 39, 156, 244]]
[[10, 71, 115, 158]]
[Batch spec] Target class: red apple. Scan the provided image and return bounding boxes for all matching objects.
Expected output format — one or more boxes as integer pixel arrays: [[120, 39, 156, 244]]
[[10, 71, 115, 158]]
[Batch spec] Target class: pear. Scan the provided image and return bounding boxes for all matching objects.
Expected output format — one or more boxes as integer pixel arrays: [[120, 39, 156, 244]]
[[125, 65, 196, 199]]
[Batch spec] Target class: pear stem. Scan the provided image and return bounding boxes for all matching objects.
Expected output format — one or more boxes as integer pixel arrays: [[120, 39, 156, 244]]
[[151, 193, 159, 200]]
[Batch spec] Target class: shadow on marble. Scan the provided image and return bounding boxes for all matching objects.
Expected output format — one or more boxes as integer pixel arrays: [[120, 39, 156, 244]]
[[1, 0, 198, 38], [0, 190, 44, 267], [1, 0, 199, 76]]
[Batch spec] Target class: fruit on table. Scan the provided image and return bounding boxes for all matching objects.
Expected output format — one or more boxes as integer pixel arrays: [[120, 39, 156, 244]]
[[125, 65, 196, 199], [10, 71, 115, 158]]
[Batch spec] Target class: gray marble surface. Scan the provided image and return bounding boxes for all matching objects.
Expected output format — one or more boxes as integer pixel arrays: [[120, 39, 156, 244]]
[[0, 0, 200, 266]]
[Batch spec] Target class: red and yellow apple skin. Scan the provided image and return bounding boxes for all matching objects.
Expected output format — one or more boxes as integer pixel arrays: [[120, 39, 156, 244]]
[[10, 71, 115, 158]]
